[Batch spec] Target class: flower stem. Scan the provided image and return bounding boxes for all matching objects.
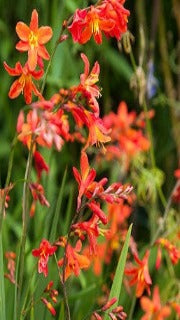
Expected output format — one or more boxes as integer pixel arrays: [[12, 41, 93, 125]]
[[40, 22, 67, 95], [128, 294, 136, 320], [16, 138, 34, 316], [150, 179, 180, 246], [54, 254, 71, 320]]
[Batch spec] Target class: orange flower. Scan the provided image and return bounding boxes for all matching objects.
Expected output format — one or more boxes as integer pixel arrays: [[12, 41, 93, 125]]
[[155, 238, 180, 269], [16, 9, 53, 70], [125, 250, 152, 297], [84, 111, 111, 151], [73, 151, 96, 211], [58, 240, 90, 280], [79, 53, 101, 115], [140, 286, 171, 320], [4, 61, 43, 104]]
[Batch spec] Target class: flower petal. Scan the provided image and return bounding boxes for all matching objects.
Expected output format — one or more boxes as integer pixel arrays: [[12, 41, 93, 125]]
[[16, 22, 30, 41], [24, 78, 32, 104], [9, 80, 22, 99], [4, 61, 22, 76], [37, 45, 50, 60], [16, 40, 29, 51], [37, 26, 53, 44], [30, 9, 38, 31], [28, 47, 38, 71]]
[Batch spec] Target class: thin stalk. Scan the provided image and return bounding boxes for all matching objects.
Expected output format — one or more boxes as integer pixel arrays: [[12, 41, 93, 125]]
[[20, 265, 37, 320], [150, 180, 180, 246], [17, 138, 34, 314], [54, 254, 71, 320], [40, 39, 60, 95], [128, 293, 136, 320], [40, 20, 68, 95]]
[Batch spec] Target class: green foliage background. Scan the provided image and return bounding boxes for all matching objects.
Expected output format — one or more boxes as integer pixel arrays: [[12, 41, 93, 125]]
[[0, 0, 179, 319]]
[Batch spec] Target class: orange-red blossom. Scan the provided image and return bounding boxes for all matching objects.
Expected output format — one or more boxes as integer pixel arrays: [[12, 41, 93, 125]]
[[16, 9, 53, 71], [58, 240, 90, 281], [4, 61, 43, 104], [32, 239, 57, 277], [140, 286, 171, 320], [125, 250, 152, 298]]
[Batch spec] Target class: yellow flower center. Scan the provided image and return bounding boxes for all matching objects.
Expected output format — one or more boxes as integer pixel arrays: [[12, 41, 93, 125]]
[[29, 31, 38, 48], [92, 19, 100, 35]]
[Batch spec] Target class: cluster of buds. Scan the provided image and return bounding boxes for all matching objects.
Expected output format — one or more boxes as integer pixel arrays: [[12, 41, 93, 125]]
[[41, 281, 58, 316], [93, 297, 127, 320]]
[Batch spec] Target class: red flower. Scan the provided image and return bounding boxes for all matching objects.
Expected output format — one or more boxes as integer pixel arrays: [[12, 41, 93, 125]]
[[34, 151, 49, 180], [125, 250, 152, 297], [4, 61, 43, 104], [102, 0, 130, 40], [140, 286, 171, 320], [73, 151, 96, 211], [58, 240, 90, 280], [72, 214, 100, 255], [68, 6, 114, 45], [32, 239, 57, 277], [16, 9, 53, 70], [68, 1, 130, 44], [88, 201, 108, 225]]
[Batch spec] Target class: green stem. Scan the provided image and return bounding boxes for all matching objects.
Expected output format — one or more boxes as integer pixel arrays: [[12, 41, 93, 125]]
[[54, 254, 71, 320], [16, 139, 34, 316], [40, 22, 67, 95], [150, 179, 180, 246], [20, 265, 37, 320], [128, 294, 136, 320], [40, 39, 60, 95]]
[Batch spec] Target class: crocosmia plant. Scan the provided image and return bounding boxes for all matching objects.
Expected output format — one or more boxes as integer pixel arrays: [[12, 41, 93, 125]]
[[0, 1, 179, 320]]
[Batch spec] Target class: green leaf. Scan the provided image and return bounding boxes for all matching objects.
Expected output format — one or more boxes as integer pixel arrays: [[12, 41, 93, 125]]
[[104, 224, 132, 319], [0, 233, 6, 320], [49, 168, 67, 242]]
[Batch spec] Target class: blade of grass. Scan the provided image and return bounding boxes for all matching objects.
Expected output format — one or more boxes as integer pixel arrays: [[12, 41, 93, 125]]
[[58, 301, 65, 320], [104, 224, 132, 319], [0, 232, 6, 320], [49, 168, 67, 242]]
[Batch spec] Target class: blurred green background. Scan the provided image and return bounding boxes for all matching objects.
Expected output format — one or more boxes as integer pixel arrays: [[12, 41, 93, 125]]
[[0, 1, 179, 319]]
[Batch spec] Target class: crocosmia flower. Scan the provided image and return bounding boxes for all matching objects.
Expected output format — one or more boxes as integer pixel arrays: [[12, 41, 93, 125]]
[[58, 240, 90, 280], [140, 286, 171, 320], [4, 61, 43, 104], [68, 0, 130, 44], [32, 239, 57, 277], [125, 250, 152, 297], [16, 9, 53, 70]]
